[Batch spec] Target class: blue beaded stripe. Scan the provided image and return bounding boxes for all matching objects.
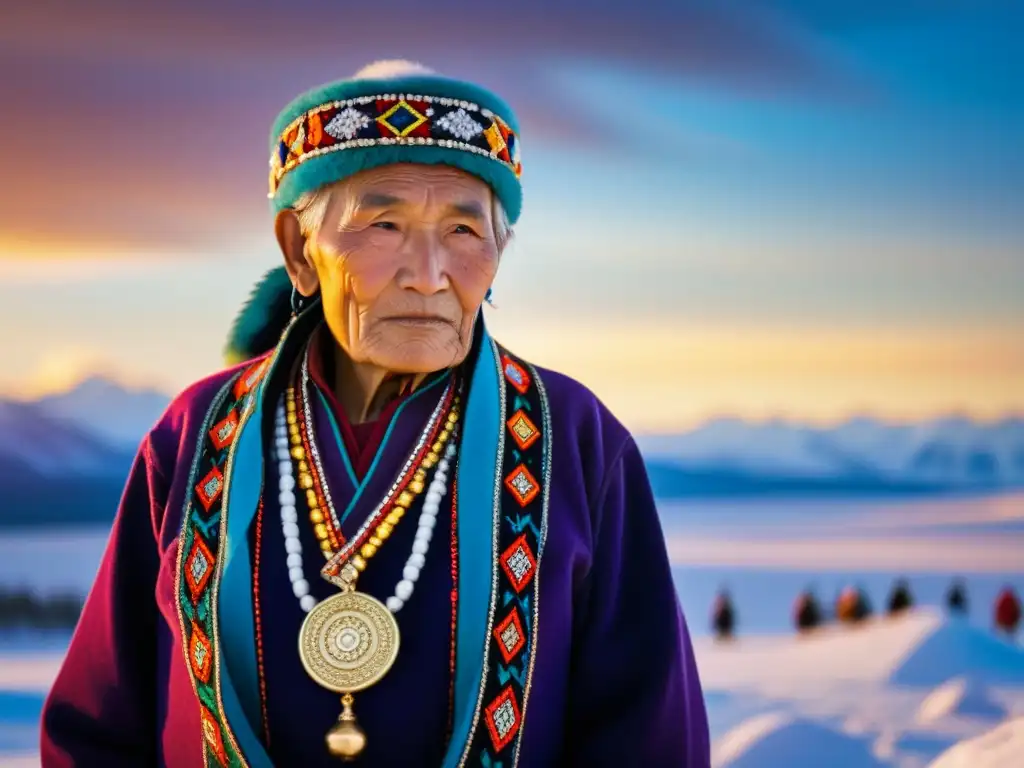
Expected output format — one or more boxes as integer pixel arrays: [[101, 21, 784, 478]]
[[463, 345, 550, 767], [175, 363, 267, 768]]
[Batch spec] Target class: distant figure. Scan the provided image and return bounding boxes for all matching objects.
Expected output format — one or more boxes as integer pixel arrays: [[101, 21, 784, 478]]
[[886, 578, 914, 616], [836, 585, 872, 624], [793, 589, 823, 633], [994, 586, 1022, 637], [945, 578, 968, 616], [712, 589, 736, 640]]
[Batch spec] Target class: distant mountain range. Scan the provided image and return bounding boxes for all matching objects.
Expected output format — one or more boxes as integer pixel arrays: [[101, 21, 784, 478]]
[[637, 416, 1024, 499], [1, 377, 1022, 526], [0, 377, 169, 527]]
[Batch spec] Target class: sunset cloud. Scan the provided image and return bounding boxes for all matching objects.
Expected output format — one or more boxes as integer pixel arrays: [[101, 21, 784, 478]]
[[0, 0, 866, 256]]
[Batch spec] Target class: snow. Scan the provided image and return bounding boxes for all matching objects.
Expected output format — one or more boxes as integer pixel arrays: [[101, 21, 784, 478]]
[[916, 677, 1007, 724], [4, 493, 1023, 766], [695, 610, 1024, 766], [713, 712, 885, 767], [36, 376, 169, 450], [927, 717, 1024, 768], [889, 621, 1024, 686]]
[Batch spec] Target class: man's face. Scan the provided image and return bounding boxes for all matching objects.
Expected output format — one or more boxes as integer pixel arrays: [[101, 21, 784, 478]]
[[284, 164, 501, 373]]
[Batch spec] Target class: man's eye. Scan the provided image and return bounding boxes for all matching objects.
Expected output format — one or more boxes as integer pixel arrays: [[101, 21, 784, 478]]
[[453, 224, 477, 235], [372, 221, 398, 231]]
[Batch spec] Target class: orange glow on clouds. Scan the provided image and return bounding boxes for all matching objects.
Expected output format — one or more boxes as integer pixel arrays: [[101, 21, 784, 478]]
[[487, 311, 1024, 430]]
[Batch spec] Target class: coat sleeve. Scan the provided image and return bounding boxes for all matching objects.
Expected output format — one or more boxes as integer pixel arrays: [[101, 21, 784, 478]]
[[563, 437, 710, 767], [40, 434, 168, 766]]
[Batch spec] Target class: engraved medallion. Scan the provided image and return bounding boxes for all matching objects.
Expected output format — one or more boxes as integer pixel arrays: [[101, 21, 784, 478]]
[[298, 591, 400, 693]]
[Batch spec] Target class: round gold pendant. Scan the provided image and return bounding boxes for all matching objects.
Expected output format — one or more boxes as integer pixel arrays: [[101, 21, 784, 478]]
[[298, 591, 400, 693]]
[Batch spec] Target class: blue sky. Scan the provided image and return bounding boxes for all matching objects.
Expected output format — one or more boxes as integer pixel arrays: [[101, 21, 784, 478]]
[[0, 0, 1021, 429]]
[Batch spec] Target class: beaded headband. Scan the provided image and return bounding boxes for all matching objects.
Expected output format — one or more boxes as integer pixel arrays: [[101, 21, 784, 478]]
[[267, 73, 524, 223]]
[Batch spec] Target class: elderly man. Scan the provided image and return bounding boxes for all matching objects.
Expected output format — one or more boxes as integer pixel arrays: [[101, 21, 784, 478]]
[[41, 62, 709, 767]]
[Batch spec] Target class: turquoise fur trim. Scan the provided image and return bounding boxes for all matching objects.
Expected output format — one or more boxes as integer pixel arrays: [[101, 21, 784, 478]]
[[269, 73, 523, 223], [224, 266, 294, 364]]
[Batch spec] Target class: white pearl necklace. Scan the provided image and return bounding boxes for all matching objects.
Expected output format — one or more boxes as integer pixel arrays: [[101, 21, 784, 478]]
[[274, 399, 456, 615]]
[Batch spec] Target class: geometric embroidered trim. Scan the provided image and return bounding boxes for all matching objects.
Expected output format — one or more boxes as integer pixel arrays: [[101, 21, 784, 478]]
[[462, 344, 550, 767], [269, 93, 522, 198]]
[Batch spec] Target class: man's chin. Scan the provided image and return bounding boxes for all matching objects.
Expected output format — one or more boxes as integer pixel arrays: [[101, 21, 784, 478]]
[[369, 335, 468, 374]]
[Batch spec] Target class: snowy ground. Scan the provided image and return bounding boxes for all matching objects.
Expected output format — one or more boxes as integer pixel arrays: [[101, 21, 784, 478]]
[[2, 491, 1022, 765], [698, 610, 1024, 766]]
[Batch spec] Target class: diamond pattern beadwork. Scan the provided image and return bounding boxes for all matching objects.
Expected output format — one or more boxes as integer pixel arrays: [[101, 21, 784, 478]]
[[185, 536, 215, 602], [506, 410, 539, 450], [484, 121, 507, 157], [195, 467, 224, 511], [325, 107, 370, 141], [500, 534, 537, 593], [377, 100, 428, 137], [501, 356, 531, 394], [209, 411, 238, 450], [200, 706, 228, 766], [269, 93, 523, 198], [436, 107, 484, 141], [190, 621, 213, 683], [464, 345, 549, 764], [493, 610, 526, 663], [504, 464, 539, 507], [484, 686, 521, 751]]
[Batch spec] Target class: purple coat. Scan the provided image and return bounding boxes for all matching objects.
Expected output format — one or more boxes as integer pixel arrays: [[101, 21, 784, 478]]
[[40, 324, 709, 767]]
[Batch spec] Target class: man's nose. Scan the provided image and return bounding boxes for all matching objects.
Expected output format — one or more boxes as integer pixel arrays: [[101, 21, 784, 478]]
[[397, 230, 450, 295]]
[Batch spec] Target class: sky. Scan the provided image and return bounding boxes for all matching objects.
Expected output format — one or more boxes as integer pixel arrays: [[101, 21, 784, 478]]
[[1, 0, 1022, 431]]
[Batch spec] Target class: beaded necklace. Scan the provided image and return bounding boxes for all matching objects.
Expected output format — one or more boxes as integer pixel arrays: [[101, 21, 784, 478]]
[[274, 363, 462, 759]]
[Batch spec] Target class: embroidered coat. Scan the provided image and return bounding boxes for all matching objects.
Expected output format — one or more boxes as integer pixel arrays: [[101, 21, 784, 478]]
[[40, 319, 710, 767]]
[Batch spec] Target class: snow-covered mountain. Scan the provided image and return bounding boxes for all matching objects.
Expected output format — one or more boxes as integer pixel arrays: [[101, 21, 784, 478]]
[[35, 376, 170, 449], [636, 415, 1024, 494], [0, 400, 131, 478], [2, 376, 1023, 497]]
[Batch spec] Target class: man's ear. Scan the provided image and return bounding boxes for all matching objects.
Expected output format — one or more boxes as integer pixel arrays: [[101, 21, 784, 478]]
[[275, 209, 320, 296]]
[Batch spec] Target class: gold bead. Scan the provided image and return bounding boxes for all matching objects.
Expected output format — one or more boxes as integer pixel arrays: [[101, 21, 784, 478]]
[[398, 491, 414, 507], [438, 429, 451, 445], [448, 411, 459, 424], [306, 490, 318, 507], [326, 697, 366, 759], [314, 523, 328, 540], [299, 461, 310, 474], [368, 536, 382, 548], [431, 442, 442, 454], [386, 509, 404, 526], [377, 522, 393, 540], [289, 425, 300, 438], [291, 445, 306, 461], [414, 469, 427, 484], [299, 474, 314, 490], [310, 508, 324, 524], [423, 456, 437, 469], [320, 539, 333, 552], [352, 555, 367, 571], [286, 412, 297, 425], [360, 542, 377, 559]]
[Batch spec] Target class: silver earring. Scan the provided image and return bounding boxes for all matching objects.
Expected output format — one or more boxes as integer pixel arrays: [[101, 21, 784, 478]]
[[290, 285, 304, 315]]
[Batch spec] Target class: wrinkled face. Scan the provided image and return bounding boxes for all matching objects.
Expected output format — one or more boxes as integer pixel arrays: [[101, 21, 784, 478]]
[[278, 164, 502, 373]]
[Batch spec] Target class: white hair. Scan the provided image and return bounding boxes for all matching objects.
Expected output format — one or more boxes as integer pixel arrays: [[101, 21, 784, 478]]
[[293, 182, 514, 252]]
